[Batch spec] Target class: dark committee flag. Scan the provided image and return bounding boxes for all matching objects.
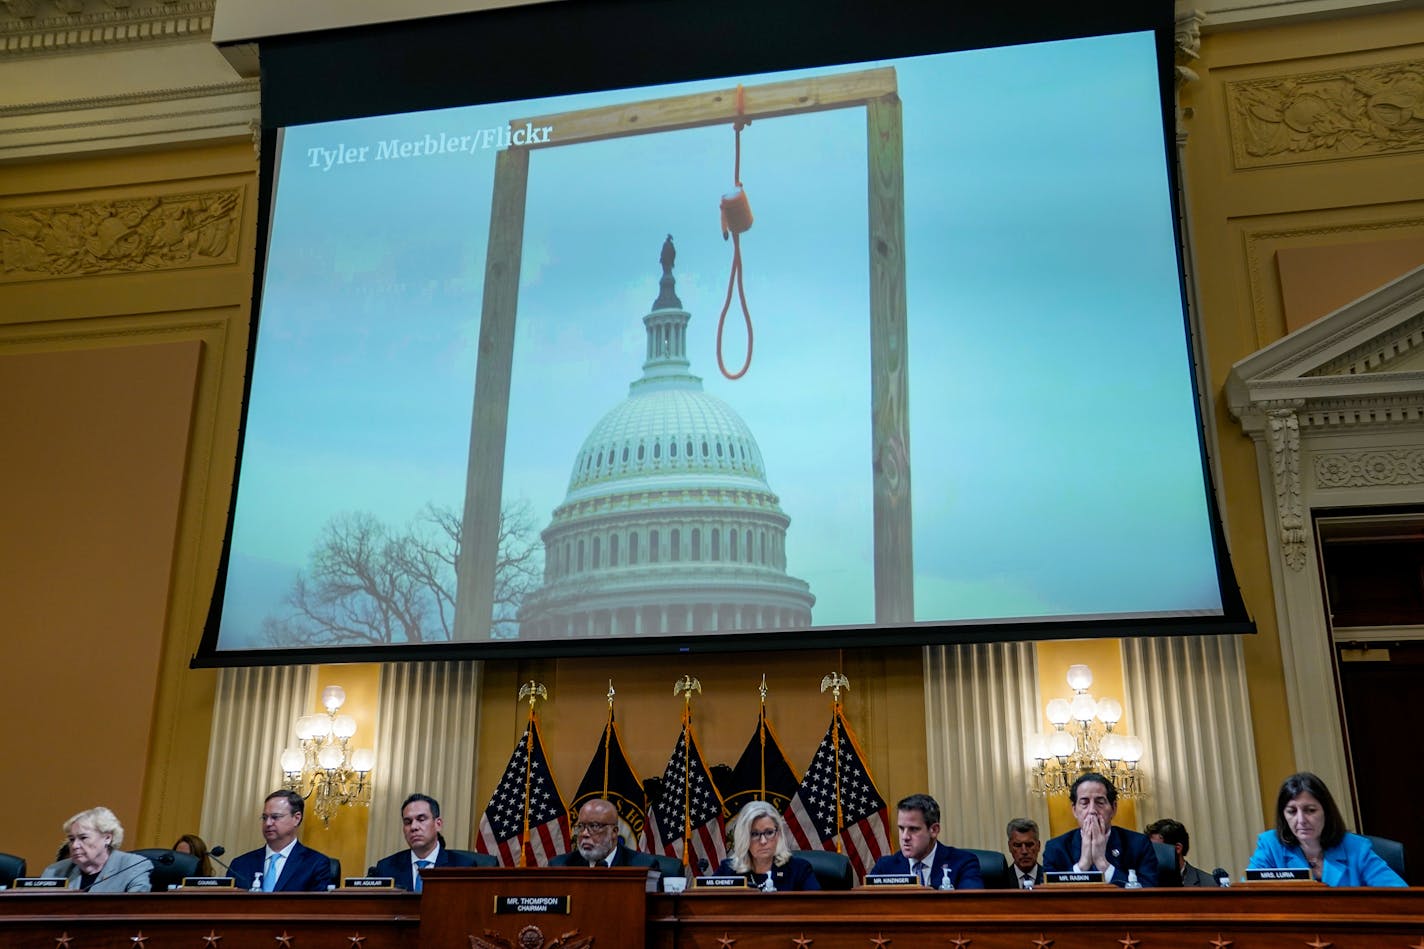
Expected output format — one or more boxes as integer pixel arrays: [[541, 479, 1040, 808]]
[[721, 707, 800, 819], [782, 706, 892, 882], [569, 707, 650, 851], [475, 715, 570, 867], [648, 713, 727, 873]]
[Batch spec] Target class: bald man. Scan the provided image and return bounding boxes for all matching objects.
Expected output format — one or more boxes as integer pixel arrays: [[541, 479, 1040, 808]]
[[549, 799, 656, 868]]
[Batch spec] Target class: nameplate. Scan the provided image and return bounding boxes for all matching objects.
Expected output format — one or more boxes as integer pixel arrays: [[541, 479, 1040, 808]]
[[1043, 870, 1105, 884], [695, 875, 748, 888], [494, 895, 570, 914], [180, 877, 235, 888], [342, 877, 394, 889], [11, 878, 65, 889], [863, 874, 920, 887], [1245, 868, 1312, 882]]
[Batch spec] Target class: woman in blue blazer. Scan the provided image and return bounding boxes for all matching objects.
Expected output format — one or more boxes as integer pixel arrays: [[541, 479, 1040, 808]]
[[712, 801, 819, 891], [1248, 772, 1404, 887]]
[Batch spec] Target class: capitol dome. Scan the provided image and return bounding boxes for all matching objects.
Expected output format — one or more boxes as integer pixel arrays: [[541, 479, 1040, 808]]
[[518, 236, 815, 639]]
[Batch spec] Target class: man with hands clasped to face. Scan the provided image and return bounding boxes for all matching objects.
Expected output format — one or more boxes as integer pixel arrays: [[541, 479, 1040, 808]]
[[1042, 772, 1157, 887]]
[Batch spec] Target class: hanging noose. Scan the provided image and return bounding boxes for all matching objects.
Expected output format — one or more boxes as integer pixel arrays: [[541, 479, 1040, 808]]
[[717, 84, 754, 380]]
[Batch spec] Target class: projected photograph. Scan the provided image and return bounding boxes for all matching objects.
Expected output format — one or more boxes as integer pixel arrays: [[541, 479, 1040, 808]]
[[214, 30, 1223, 653]]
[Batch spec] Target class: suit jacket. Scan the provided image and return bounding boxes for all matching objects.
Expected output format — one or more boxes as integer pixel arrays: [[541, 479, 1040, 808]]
[[1043, 825, 1158, 887], [227, 841, 332, 892], [42, 850, 152, 892], [1248, 831, 1405, 887], [1011, 862, 1045, 888], [870, 842, 984, 889], [712, 854, 820, 891], [372, 846, 477, 891], [1180, 862, 1218, 888], [548, 843, 656, 869]]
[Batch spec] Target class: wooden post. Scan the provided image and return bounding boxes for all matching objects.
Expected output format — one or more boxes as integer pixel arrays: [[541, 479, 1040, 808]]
[[455, 144, 528, 640], [866, 94, 914, 624]]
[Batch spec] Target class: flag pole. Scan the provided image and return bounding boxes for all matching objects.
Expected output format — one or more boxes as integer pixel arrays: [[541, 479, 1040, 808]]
[[517, 679, 548, 868], [602, 679, 615, 796], [758, 674, 768, 800], [820, 672, 850, 855], [674, 674, 702, 867]]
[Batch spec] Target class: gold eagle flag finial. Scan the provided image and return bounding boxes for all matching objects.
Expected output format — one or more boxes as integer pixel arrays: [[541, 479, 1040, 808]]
[[518, 680, 549, 712], [820, 672, 850, 704], [674, 674, 702, 712]]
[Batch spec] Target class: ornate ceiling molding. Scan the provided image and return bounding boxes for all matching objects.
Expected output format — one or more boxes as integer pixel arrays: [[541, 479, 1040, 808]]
[[1, 0, 214, 56]]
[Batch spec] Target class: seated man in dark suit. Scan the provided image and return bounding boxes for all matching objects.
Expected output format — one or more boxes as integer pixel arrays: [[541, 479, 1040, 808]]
[[1146, 817, 1215, 887], [549, 799, 655, 869], [869, 793, 983, 889], [1006, 816, 1045, 888], [227, 790, 333, 892], [1043, 773, 1157, 887], [372, 793, 477, 891]]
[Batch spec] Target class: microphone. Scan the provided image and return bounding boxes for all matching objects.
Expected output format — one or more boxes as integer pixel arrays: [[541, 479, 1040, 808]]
[[209, 845, 234, 874], [1212, 867, 1232, 888], [150, 852, 175, 866]]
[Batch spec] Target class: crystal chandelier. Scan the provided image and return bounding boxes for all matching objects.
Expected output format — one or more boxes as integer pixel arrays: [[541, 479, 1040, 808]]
[[280, 685, 376, 826], [1029, 664, 1146, 799]]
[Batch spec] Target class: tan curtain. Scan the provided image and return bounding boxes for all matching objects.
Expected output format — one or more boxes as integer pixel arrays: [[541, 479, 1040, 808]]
[[364, 661, 483, 865], [923, 642, 1047, 851], [199, 665, 315, 861], [1121, 635, 1262, 876]]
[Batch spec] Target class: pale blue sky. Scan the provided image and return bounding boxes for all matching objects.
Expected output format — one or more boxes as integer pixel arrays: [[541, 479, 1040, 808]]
[[217, 30, 1222, 650]]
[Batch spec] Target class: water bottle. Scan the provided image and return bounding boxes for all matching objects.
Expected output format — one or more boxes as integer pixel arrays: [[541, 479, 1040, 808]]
[[938, 865, 954, 891], [1124, 868, 1141, 889], [251, 872, 263, 892]]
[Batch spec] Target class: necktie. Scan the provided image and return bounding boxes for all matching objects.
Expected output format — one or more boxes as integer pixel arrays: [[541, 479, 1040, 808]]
[[913, 861, 926, 886], [414, 859, 432, 893], [263, 853, 280, 892]]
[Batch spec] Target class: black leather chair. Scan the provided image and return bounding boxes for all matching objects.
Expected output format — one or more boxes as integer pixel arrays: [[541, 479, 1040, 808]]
[[791, 850, 854, 890], [328, 857, 342, 885], [966, 848, 1012, 889], [445, 849, 499, 868], [132, 848, 200, 890], [0, 852, 26, 887], [1366, 835, 1406, 881], [1150, 841, 1181, 887]]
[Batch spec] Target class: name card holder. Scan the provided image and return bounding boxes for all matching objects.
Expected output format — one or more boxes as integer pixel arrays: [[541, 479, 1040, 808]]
[[343, 877, 395, 889], [694, 875, 749, 889], [1042, 870, 1106, 885], [180, 877, 236, 889], [10, 878, 66, 889], [862, 874, 921, 887], [493, 895, 572, 914], [1244, 868, 1315, 883]]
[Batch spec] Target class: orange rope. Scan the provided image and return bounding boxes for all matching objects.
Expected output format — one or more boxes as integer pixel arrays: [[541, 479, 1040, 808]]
[[717, 85, 753, 380]]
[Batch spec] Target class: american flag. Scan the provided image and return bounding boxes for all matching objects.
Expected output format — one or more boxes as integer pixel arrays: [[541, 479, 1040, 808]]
[[782, 707, 892, 881], [475, 716, 570, 866], [648, 716, 726, 873]]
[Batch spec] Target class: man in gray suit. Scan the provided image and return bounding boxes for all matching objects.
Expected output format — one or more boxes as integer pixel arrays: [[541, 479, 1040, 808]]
[[43, 806, 152, 892], [1146, 818, 1217, 887]]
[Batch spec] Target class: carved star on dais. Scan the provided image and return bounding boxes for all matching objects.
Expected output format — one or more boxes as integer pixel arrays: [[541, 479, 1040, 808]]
[[1210, 936, 1232, 949], [1119, 935, 1140, 949], [203, 932, 223, 947], [1410, 939, 1424, 949], [349, 935, 366, 946], [54, 935, 73, 948], [275, 933, 295, 948], [950, 935, 972, 949], [717, 935, 736, 949], [1306, 938, 1331, 949], [1032, 937, 1054, 949], [130, 932, 149, 946], [870, 935, 891, 948], [793, 935, 814, 948]]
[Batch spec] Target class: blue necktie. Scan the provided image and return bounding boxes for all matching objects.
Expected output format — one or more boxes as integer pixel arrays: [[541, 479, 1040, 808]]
[[414, 859, 431, 893], [263, 853, 280, 892]]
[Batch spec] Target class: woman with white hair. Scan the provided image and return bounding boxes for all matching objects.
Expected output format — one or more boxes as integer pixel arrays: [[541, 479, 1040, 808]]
[[711, 800, 819, 891], [42, 806, 153, 891]]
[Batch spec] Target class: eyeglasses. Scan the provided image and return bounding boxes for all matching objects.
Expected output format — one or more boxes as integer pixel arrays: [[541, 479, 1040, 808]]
[[572, 822, 615, 835], [749, 828, 779, 842]]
